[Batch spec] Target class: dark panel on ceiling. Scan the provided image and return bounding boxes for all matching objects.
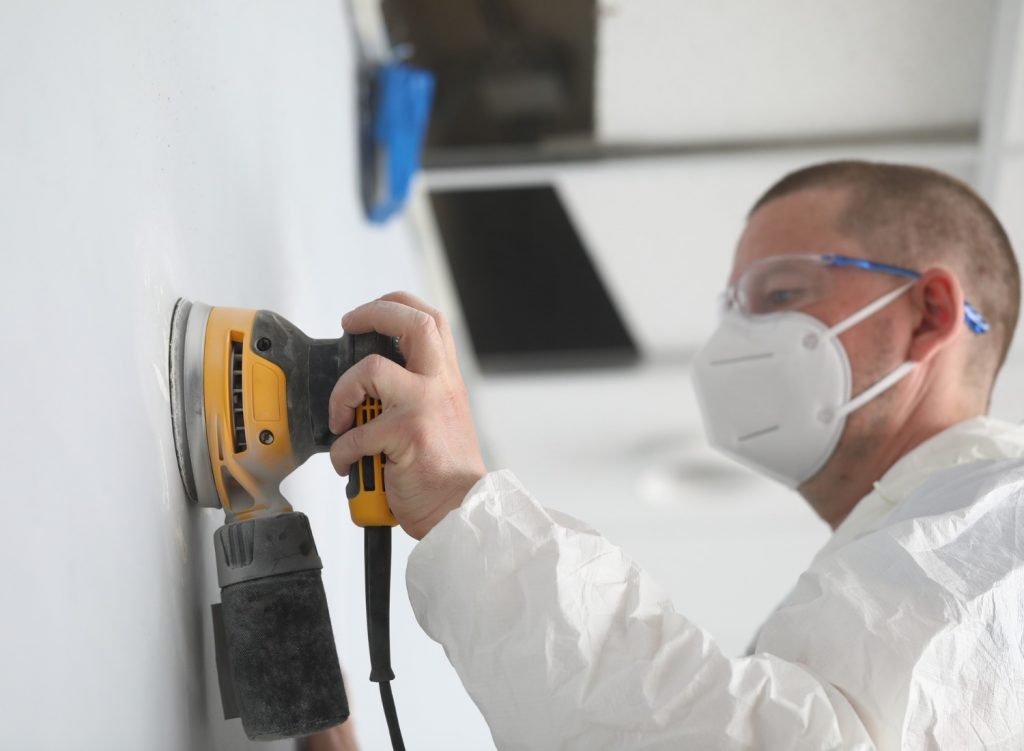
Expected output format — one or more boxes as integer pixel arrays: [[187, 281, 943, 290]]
[[383, 0, 595, 152], [430, 185, 638, 371]]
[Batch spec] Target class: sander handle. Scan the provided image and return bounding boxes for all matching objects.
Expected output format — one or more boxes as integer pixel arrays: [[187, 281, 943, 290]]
[[345, 396, 399, 527], [343, 332, 402, 528]]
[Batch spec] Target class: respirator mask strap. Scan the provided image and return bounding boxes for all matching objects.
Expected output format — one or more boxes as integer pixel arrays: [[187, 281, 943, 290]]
[[834, 361, 917, 420], [827, 281, 916, 337], [825, 280, 918, 422]]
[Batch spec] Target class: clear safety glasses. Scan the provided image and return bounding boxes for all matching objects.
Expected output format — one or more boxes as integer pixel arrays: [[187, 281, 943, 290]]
[[721, 253, 989, 334]]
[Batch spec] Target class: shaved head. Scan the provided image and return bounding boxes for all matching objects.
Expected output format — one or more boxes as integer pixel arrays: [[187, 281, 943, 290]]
[[750, 160, 1020, 395]]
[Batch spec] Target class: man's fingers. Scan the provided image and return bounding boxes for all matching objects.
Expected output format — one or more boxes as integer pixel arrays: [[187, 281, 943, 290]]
[[376, 290, 441, 319], [376, 291, 460, 369], [341, 298, 445, 375], [329, 411, 399, 475], [328, 354, 421, 434]]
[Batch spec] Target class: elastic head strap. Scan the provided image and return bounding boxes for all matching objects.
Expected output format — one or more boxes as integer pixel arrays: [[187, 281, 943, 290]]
[[835, 361, 916, 420], [827, 281, 916, 338]]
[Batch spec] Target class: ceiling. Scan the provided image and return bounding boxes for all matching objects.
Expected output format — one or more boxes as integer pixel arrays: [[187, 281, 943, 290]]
[[596, 0, 994, 145]]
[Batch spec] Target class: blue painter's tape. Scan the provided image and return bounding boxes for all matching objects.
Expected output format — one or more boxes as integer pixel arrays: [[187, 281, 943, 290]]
[[367, 63, 435, 224]]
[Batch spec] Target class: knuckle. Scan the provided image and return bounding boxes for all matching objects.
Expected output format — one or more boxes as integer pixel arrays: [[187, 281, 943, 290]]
[[345, 429, 366, 457], [329, 443, 350, 475], [414, 310, 437, 337], [361, 353, 388, 377], [329, 372, 350, 403], [334, 363, 360, 391], [365, 299, 388, 322]]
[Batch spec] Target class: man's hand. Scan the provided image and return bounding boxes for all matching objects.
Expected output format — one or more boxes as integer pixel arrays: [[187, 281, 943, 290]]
[[328, 291, 487, 540]]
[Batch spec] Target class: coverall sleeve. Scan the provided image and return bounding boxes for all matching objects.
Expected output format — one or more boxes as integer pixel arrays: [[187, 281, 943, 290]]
[[406, 471, 875, 751]]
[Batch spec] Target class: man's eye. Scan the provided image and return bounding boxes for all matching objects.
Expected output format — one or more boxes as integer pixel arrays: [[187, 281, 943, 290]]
[[760, 287, 807, 310], [769, 289, 799, 304]]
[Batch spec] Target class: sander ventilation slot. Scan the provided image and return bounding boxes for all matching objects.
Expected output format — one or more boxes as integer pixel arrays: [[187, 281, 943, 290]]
[[231, 340, 247, 452]]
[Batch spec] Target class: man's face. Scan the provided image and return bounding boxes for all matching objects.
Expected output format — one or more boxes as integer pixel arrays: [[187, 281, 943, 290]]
[[731, 187, 911, 492]]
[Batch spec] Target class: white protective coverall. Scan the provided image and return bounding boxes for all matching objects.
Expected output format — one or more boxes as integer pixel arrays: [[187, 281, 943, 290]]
[[406, 417, 1024, 750]]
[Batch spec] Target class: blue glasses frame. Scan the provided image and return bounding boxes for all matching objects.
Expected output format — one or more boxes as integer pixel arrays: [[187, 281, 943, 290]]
[[821, 254, 989, 335]]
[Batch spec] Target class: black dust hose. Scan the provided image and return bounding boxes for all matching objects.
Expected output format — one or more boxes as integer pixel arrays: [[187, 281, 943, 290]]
[[365, 526, 406, 750]]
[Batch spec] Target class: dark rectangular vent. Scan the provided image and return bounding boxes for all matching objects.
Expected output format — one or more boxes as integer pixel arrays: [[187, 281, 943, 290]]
[[430, 185, 638, 372], [231, 340, 246, 452]]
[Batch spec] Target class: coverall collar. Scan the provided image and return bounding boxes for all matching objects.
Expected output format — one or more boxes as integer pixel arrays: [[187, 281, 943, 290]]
[[814, 415, 1024, 562]]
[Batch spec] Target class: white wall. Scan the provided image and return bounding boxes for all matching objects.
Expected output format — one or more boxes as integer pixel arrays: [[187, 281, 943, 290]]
[[0, 2, 492, 749]]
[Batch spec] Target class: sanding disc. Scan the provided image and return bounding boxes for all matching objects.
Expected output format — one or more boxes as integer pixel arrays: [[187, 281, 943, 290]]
[[168, 297, 219, 507]]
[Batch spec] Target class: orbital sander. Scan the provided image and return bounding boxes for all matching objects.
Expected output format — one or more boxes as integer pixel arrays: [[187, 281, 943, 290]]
[[168, 298, 406, 745]]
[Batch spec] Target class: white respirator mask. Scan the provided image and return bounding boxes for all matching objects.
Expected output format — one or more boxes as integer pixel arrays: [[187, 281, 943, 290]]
[[692, 281, 917, 487]]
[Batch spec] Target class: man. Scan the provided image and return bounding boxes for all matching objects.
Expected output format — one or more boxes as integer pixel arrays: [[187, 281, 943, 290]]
[[328, 161, 1024, 749]]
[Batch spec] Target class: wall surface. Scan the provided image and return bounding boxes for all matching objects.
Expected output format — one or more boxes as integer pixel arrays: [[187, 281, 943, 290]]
[[0, 2, 492, 749]]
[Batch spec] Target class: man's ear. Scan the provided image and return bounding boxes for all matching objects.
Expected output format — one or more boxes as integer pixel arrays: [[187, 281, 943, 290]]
[[908, 268, 964, 362]]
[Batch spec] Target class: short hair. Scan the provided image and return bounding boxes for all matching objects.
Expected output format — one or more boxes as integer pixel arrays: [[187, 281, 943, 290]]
[[750, 160, 1020, 390]]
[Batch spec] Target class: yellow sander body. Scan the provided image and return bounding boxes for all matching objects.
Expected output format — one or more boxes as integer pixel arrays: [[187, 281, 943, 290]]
[[170, 299, 398, 524], [168, 298, 403, 743], [200, 305, 295, 519]]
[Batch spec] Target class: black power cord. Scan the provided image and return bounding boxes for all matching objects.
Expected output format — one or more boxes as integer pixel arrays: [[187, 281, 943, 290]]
[[379, 680, 405, 749], [365, 526, 406, 751]]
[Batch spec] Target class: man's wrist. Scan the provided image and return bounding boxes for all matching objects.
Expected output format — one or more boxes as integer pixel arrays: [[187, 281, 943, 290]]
[[408, 471, 486, 540]]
